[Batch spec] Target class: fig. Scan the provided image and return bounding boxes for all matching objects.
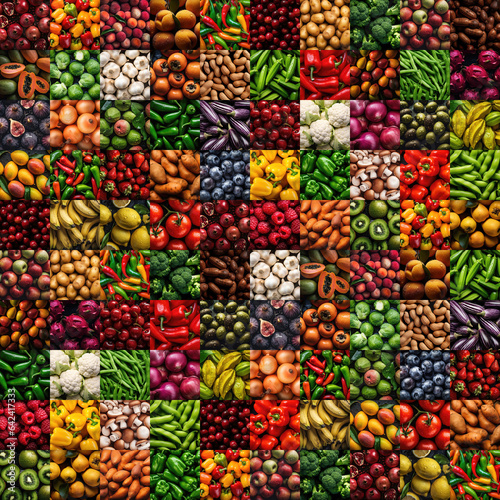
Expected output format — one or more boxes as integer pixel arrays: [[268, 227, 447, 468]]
[[255, 303, 274, 321], [20, 100, 34, 109], [21, 132, 38, 150], [274, 314, 288, 331], [32, 100, 49, 118], [270, 299, 285, 309], [260, 319, 275, 337], [0, 118, 8, 135], [9, 119, 25, 138], [24, 115, 38, 131], [270, 331, 287, 348], [5, 103, 23, 120], [2, 134, 19, 149]]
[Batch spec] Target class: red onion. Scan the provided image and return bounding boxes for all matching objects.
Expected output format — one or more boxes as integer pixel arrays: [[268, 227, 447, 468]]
[[168, 372, 185, 386], [180, 377, 200, 399], [368, 122, 385, 136], [186, 350, 200, 360], [165, 352, 187, 372], [154, 382, 181, 400], [386, 100, 400, 111], [380, 126, 400, 149], [150, 367, 162, 389], [352, 131, 380, 149], [365, 102, 387, 123], [385, 111, 400, 127], [357, 116, 368, 132], [351, 117, 362, 139], [151, 350, 166, 367], [350, 100, 367, 117], [185, 361, 200, 378], [157, 366, 168, 381]]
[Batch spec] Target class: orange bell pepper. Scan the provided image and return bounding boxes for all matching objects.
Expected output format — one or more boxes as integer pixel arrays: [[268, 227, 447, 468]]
[[50, 22, 62, 34], [227, 462, 241, 478], [77, 11, 91, 27], [202, 459, 216, 474], [239, 450, 250, 458], [427, 211, 442, 228], [440, 224, 450, 238], [89, 8, 100, 22], [400, 222, 412, 235], [200, 473, 212, 485], [239, 458, 250, 473], [201, 450, 214, 460], [89, 0, 99, 6], [401, 200, 415, 210], [439, 208, 450, 223], [51, 8, 66, 23], [220, 474, 234, 488], [90, 23, 99, 38], [420, 223, 434, 238], [70, 23, 84, 37], [51, 0, 64, 8]]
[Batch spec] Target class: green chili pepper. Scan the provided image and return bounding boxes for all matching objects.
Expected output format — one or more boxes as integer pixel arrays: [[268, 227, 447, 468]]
[[61, 186, 75, 200]]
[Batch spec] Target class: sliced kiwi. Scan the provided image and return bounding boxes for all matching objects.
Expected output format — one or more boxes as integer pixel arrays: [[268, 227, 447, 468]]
[[387, 200, 400, 208], [1, 465, 19, 483], [387, 207, 398, 220], [37, 465, 50, 485], [352, 214, 370, 233], [2, 488, 22, 500], [18, 470, 39, 491], [23, 492, 37, 500], [0, 452, 10, 467], [373, 240, 388, 250], [388, 214, 400, 234], [351, 237, 373, 250], [350, 200, 365, 215], [369, 220, 390, 241]]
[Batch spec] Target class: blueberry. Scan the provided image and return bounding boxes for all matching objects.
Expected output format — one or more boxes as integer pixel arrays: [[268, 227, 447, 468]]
[[406, 355, 420, 367], [220, 151, 230, 160], [421, 360, 433, 375], [245, 177, 251, 188], [434, 373, 445, 386], [229, 150, 242, 160], [442, 352, 450, 363], [442, 388, 450, 400], [206, 154, 220, 166], [430, 351, 442, 361], [424, 392, 434, 400], [401, 378, 415, 391], [409, 366, 422, 381], [422, 380, 433, 392], [201, 177, 215, 190], [233, 186, 243, 197], [234, 174, 245, 186], [400, 365, 409, 379], [245, 163, 250, 174], [200, 165, 209, 177], [210, 167, 224, 181], [200, 190, 211, 201], [243, 189, 250, 199], [233, 160, 245, 172], [445, 376, 450, 386], [212, 187, 224, 199], [222, 180, 234, 192], [420, 352, 431, 361], [412, 388, 425, 399], [400, 390, 411, 400], [433, 361, 445, 374], [433, 386, 443, 397], [243, 151, 250, 161]]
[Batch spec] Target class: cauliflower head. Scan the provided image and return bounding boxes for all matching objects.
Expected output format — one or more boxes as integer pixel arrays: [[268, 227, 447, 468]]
[[300, 101, 320, 126], [328, 103, 350, 128], [332, 126, 351, 150], [50, 376, 63, 399], [81, 376, 100, 400], [77, 353, 100, 378], [50, 351, 71, 376], [310, 120, 334, 146], [59, 369, 83, 396], [300, 128, 313, 149]]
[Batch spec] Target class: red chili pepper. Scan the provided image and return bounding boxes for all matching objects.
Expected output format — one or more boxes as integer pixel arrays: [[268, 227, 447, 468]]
[[306, 361, 324, 375], [56, 162, 75, 175], [154, 301, 171, 329], [322, 372, 335, 386], [341, 377, 348, 398], [102, 265, 121, 282], [221, 3, 230, 27], [316, 55, 341, 76], [311, 76, 339, 93], [73, 172, 85, 185], [309, 356, 326, 369], [202, 15, 222, 31], [453, 465, 473, 483], [472, 454, 479, 478]]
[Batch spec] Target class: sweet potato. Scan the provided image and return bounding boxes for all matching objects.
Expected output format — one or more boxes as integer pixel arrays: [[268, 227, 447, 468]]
[[190, 176, 200, 194], [178, 162, 196, 183], [482, 405, 500, 424], [461, 407, 478, 426], [160, 157, 178, 177], [454, 428, 488, 447], [451, 401, 464, 412], [478, 410, 496, 433], [155, 181, 185, 196], [151, 150, 163, 162], [180, 154, 199, 173], [150, 161, 167, 184], [164, 150, 179, 163], [450, 411, 467, 434], [463, 400, 479, 413], [491, 425, 500, 445]]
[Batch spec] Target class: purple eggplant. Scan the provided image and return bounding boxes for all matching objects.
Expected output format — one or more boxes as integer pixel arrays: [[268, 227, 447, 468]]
[[211, 102, 236, 115], [201, 101, 222, 126]]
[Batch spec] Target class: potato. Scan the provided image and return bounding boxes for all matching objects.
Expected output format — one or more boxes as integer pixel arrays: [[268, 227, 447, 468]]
[[337, 16, 349, 31], [71, 250, 82, 261], [50, 276, 58, 290], [60, 250, 71, 263], [90, 255, 100, 267], [90, 281, 101, 299], [300, 0, 310, 13], [461, 408, 478, 427], [84, 250, 94, 257], [74, 261, 88, 275], [482, 405, 500, 424], [450, 411, 466, 435], [51, 264, 61, 274], [81, 256, 90, 267], [311, 13, 324, 24], [56, 286, 67, 297], [88, 267, 100, 282], [56, 272, 69, 286], [61, 263, 75, 275], [150, 160, 168, 184], [80, 286, 90, 299], [306, 22, 320, 36], [66, 284, 77, 300], [50, 251, 60, 264], [309, 0, 321, 12], [73, 275, 85, 291], [478, 410, 496, 433]]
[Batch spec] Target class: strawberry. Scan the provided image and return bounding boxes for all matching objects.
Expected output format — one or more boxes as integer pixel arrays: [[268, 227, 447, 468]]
[[461, 387, 471, 398], [124, 168, 134, 179], [452, 380, 465, 393], [466, 372, 474, 382], [483, 368, 491, 377], [475, 368, 484, 380], [466, 360, 476, 372], [469, 381, 483, 396], [450, 366, 458, 380], [456, 362, 467, 370], [133, 152, 145, 169], [473, 353, 483, 365], [490, 387, 500, 399], [457, 367, 467, 380], [483, 384, 490, 391], [487, 375, 496, 385], [457, 350, 471, 362], [491, 360, 500, 372]]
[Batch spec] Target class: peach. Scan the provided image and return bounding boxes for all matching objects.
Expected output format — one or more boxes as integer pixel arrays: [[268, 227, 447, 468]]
[[402, 281, 425, 300], [427, 260, 446, 279], [424, 279, 448, 300]]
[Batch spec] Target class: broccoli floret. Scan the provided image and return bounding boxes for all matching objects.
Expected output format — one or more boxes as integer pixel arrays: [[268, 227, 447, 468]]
[[311, 485, 329, 500], [340, 475, 350, 499], [317, 450, 339, 469], [336, 452, 350, 466], [320, 467, 343, 494], [350, 2, 370, 27], [186, 254, 200, 267], [300, 478, 315, 496], [150, 252, 170, 278], [367, 0, 388, 18], [170, 267, 194, 294], [300, 451, 321, 477], [388, 25, 400, 48], [165, 250, 189, 269], [350, 27, 365, 48], [161, 284, 181, 300], [150, 278, 163, 298], [361, 34, 382, 50], [386, 2, 400, 17], [188, 275, 200, 298], [371, 17, 392, 43]]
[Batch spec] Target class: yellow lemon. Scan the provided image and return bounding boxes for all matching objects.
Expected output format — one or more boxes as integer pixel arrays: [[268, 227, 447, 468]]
[[113, 207, 141, 230], [131, 226, 150, 251]]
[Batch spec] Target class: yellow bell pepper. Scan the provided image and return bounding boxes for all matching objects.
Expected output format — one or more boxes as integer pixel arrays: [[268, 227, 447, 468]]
[[82, 407, 98, 419], [269, 183, 282, 199], [251, 178, 273, 198], [50, 33, 60, 48], [79, 401, 95, 409], [262, 151, 277, 162], [440, 223, 450, 238], [220, 474, 234, 488], [278, 150, 294, 158], [280, 188, 299, 200], [400, 234, 409, 247], [51, 427, 74, 447], [227, 462, 241, 478], [420, 223, 434, 238], [201, 484, 209, 498], [90, 23, 100, 38], [77, 11, 92, 27], [89, 8, 100, 22], [70, 39, 82, 50], [427, 211, 442, 228], [61, 401, 77, 412], [66, 434, 83, 450], [80, 437, 98, 452], [265, 163, 287, 181], [240, 473, 250, 488], [70, 23, 84, 38], [65, 413, 87, 432], [286, 168, 300, 191], [282, 157, 299, 170], [201, 459, 216, 474], [55, 405, 70, 421], [250, 164, 263, 180], [86, 420, 100, 441], [51, 8, 66, 23], [50, 415, 64, 431]]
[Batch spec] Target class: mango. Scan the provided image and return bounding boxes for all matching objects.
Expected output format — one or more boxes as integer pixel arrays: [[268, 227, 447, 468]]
[[354, 411, 368, 431], [367, 419, 384, 436], [360, 401, 379, 416]]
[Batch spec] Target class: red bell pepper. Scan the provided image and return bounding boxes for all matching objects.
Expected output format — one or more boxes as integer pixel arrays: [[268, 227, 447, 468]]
[[425, 197, 440, 211], [430, 231, 444, 247], [304, 51, 322, 80], [59, 32, 72, 49], [404, 150, 426, 166], [330, 87, 351, 99], [250, 434, 261, 450], [401, 183, 410, 200], [212, 465, 226, 480], [249, 414, 268, 435], [168, 305, 192, 326], [209, 483, 222, 499], [225, 449, 239, 461], [439, 163, 450, 182], [280, 429, 300, 450], [289, 413, 300, 433], [430, 150, 450, 165], [409, 232, 422, 249], [417, 156, 439, 177], [412, 215, 426, 230], [401, 163, 418, 184], [254, 400, 274, 415], [267, 406, 289, 426], [339, 64, 350, 86], [267, 423, 285, 437], [179, 337, 200, 350], [278, 401, 299, 415], [411, 184, 428, 201], [430, 179, 449, 199], [230, 482, 243, 497], [61, 15, 76, 29], [155, 301, 171, 329], [91, 40, 100, 50], [81, 30, 94, 47], [260, 435, 279, 450], [75, 0, 90, 9]]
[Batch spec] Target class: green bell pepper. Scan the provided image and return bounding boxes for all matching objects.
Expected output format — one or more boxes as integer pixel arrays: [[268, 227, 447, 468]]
[[155, 480, 170, 497], [152, 452, 167, 474], [318, 183, 334, 200], [179, 476, 198, 492], [305, 180, 320, 198], [301, 152, 316, 174], [166, 456, 185, 477], [168, 483, 184, 500], [316, 155, 336, 177]]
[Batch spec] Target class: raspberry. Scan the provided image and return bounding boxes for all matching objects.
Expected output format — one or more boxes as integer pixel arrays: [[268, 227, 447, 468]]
[[18, 432, 30, 446], [21, 412, 35, 425], [10, 422, 21, 435], [27, 401, 40, 411], [254, 207, 267, 221], [248, 230, 260, 240], [38, 434, 48, 444], [291, 219, 301, 234], [14, 402, 27, 415], [0, 416, 7, 431], [41, 419, 50, 435], [284, 208, 298, 222], [262, 202, 277, 215], [254, 236, 269, 249], [291, 244, 301, 250], [257, 222, 271, 234], [276, 242, 288, 249], [25, 442, 37, 450], [249, 216, 259, 230], [271, 212, 285, 225], [34, 408, 48, 424], [277, 201, 290, 211], [268, 232, 281, 246], [279, 226, 292, 239], [294, 205, 300, 215], [28, 426, 41, 440]]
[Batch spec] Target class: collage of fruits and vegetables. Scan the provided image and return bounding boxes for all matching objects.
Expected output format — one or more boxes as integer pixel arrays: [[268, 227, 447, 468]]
[[1, 0, 500, 498]]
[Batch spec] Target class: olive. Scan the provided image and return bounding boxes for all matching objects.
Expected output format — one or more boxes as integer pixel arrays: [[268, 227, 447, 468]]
[[436, 105, 448, 114], [401, 113, 413, 124], [438, 132, 450, 145], [210, 320, 219, 329], [200, 323, 207, 335], [216, 312, 226, 323], [426, 101, 438, 113], [416, 126, 427, 140], [433, 121, 445, 135], [201, 314, 213, 324], [404, 128, 416, 140], [200, 301, 208, 309], [216, 326, 226, 339], [225, 332, 236, 345], [400, 123, 407, 135], [205, 328, 217, 340], [401, 100, 409, 109], [213, 302, 224, 313], [239, 332, 251, 344], [413, 102, 424, 113], [226, 301, 238, 313], [400, 108, 412, 116], [205, 340, 221, 349], [410, 120, 419, 130], [425, 131, 436, 144], [405, 140, 421, 149]]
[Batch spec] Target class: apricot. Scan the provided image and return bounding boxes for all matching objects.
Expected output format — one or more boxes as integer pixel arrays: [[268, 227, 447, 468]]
[[435, 250, 450, 266], [469, 231, 485, 248], [489, 201, 500, 220], [393, 404, 400, 420], [426, 260, 446, 279], [185, 0, 200, 15], [151, 0, 167, 15], [156, 10, 176, 31], [379, 437, 393, 450], [176, 10, 196, 28], [378, 408, 395, 425], [354, 412, 368, 431], [450, 212, 461, 230], [175, 29, 198, 50], [153, 32, 175, 50], [402, 282, 425, 300], [350, 438, 362, 450], [483, 218, 500, 237], [472, 203, 489, 222], [368, 419, 385, 436], [425, 279, 448, 300], [485, 235, 499, 247], [405, 260, 426, 281]]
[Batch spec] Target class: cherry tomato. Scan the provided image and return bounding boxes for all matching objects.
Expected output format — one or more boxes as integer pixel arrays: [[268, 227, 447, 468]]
[[400, 403, 414, 425], [400, 425, 419, 450], [416, 439, 438, 450], [166, 240, 188, 250], [185, 228, 200, 251], [435, 429, 450, 450], [415, 413, 441, 439], [439, 402, 450, 427], [150, 226, 169, 251], [150, 203, 164, 224], [189, 202, 201, 226], [419, 401, 444, 413], [165, 213, 192, 238], [169, 200, 195, 212]]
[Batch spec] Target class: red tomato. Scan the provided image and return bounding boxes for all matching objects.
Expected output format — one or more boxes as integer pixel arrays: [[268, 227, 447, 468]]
[[439, 402, 450, 427], [419, 401, 445, 413], [185, 228, 200, 251], [400, 403, 414, 425], [165, 213, 192, 238], [150, 203, 164, 224], [189, 202, 201, 226], [416, 439, 438, 450], [415, 413, 442, 439], [166, 240, 188, 250], [150, 226, 169, 251], [400, 425, 419, 450], [435, 429, 450, 450], [169, 200, 195, 212]]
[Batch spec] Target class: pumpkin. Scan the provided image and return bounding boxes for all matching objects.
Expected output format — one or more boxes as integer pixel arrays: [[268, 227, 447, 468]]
[[0, 63, 25, 78], [300, 262, 325, 278]]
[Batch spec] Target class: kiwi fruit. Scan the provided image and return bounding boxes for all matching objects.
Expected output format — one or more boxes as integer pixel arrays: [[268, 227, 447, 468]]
[[352, 214, 370, 233], [0, 452, 10, 467], [351, 237, 373, 250], [37, 487, 49, 500], [1, 465, 19, 483], [369, 220, 390, 241], [35, 452, 49, 459], [387, 200, 400, 208], [350, 200, 365, 216], [368, 201, 388, 218], [2, 488, 22, 500], [389, 214, 400, 234], [19, 452, 37, 470], [37, 465, 50, 485], [23, 492, 37, 500], [19, 470, 39, 491], [373, 240, 388, 250]]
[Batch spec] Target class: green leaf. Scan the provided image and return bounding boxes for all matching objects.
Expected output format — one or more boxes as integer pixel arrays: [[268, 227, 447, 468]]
[[450, 100, 461, 115]]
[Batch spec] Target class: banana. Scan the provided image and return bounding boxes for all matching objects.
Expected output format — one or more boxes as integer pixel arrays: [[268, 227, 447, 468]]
[[323, 400, 348, 418], [58, 227, 72, 249], [317, 426, 334, 445], [67, 227, 84, 246], [339, 400, 350, 413], [58, 204, 75, 229], [73, 200, 99, 218], [336, 424, 348, 444], [300, 404, 311, 430], [317, 401, 333, 426], [307, 428, 323, 450], [86, 226, 98, 248], [300, 428, 307, 449], [308, 404, 325, 429], [88, 200, 100, 214], [67, 202, 83, 225], [330, 418, 349, 438], [80, 218, 100, 238], [50, 203, 61, 230]]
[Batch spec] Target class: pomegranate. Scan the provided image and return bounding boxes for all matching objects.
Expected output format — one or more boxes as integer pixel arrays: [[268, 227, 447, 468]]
[[15, 0, 29, 13], [365, 450, 380, 464], [207, 223, 223, 239], [358, 473, 374, 490], [384, 453, 399, 468], [214, 200, 229, 214], [351, 465, 359, 478], [19, 13, 34, 26], [370, 464, 384, 478], [384, 488, 397, 500], [219, 213, 234, 227], [35, 3, 49, 16], [375, 476, 390, 492], [366, 488, 382, 500], [353, 453, 365, 467], [7, 22, 22, 39], [3, 3, 14, 16]]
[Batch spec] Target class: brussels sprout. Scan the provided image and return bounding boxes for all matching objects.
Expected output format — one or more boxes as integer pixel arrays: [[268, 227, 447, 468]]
[[385, 308, 399, 325], [69, 62, 84, 77], [74, 50, 91, 63], [55, 52, 71, 70], [374, 300, 390, 313], [68, 85, 84, 100], [351, 333, 367, 350], [379, 323, 395, 338], [85, 59, 100, 76], [369, 311, 384, 327], [355, 301, 370, 320], [79, 73, 95, 88], [50, 83, 67, 100]]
